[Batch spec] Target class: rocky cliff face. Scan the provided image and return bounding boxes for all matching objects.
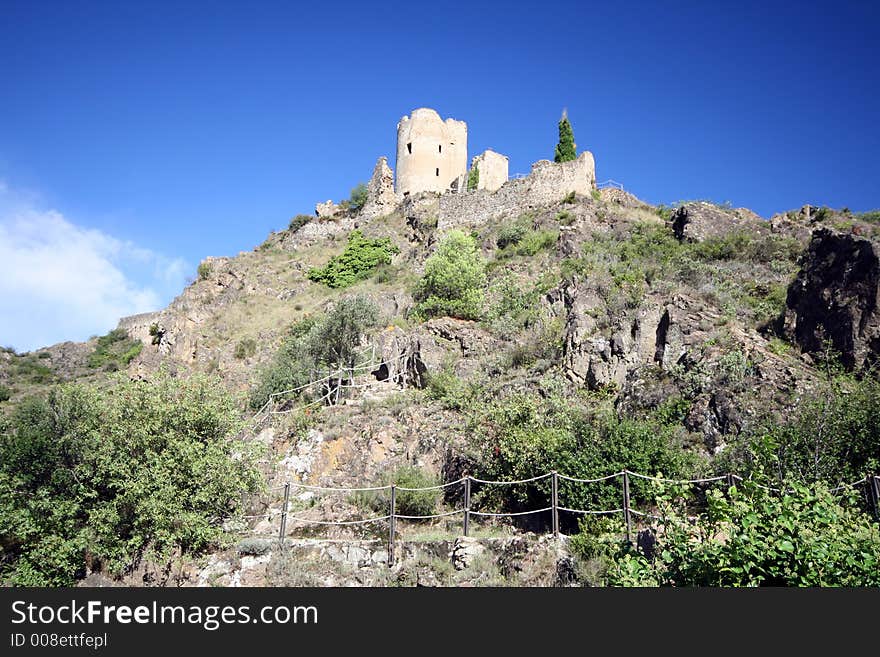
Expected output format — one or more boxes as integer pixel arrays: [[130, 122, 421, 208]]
[[784, 227, 880, 370]]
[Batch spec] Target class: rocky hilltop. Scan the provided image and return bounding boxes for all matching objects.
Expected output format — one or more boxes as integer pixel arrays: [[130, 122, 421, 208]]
[[3, 162, 879, 586]]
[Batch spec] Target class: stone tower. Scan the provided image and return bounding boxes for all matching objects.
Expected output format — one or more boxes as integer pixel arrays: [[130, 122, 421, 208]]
[[395, 108, 467, 195]]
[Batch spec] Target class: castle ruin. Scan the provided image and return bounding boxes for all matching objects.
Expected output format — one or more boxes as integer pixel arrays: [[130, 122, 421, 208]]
[[315, 106, 596, 225]]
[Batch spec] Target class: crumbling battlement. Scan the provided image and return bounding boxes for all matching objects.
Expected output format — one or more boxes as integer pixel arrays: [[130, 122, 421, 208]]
[[437, 151, 596, 231]]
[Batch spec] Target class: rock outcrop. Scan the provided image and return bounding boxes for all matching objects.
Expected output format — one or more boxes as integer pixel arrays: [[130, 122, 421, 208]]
[[783, 227, 880, 369], [360, 156, 398, 220], [670, 202, 767, 242]]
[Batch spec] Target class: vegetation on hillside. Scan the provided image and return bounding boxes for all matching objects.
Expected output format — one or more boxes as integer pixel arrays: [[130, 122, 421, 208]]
[[87, 328, 143, 371], [249, 295, 379, 410], [593, 479, 880, 586], [0, 373, 262, 586], [414, 230, 486, 320], [307, 230, 399, 289]]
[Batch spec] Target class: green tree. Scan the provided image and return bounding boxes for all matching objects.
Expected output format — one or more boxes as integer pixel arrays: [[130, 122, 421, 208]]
[[306, 295, 380, 371], [0, 374, 262, 586], [554, 111, 577, 163], [347, 183, 368, 212], [415, 230, 487, 321], [249, 297, 380, 410]]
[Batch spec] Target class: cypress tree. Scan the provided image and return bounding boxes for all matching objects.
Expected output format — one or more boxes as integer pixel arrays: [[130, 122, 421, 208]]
[[554, 111, 577, 163]]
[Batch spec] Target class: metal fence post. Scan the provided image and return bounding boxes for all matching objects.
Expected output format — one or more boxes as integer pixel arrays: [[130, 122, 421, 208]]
[[622, 470, 632, 545], [463, 476, 471, 537], [726, 473, 735, 490], [388, 484, 397, 567], [279, 482, 290, 551], [551, 471, 559, 538], [870, 474, 880, 521]]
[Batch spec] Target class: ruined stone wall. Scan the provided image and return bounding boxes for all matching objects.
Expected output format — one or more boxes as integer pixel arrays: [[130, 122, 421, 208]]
[[472, 149, 509, 192], [117, 310, 163, 346], [396, 108, 467, 195], [359, 156, 398, 220], [437, 151, 596, 231]]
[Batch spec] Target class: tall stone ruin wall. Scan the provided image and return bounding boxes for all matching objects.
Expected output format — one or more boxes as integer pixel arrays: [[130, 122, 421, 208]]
[[437, 151, 596, 231]]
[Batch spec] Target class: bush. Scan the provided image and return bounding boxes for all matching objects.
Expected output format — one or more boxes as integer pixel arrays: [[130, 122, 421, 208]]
[[474, 392, 696, 517], [556, 210, 574, 225], [307, 230, 399, 289], [415, 230, 486, 321], [248, 297, 379, 410], [512, 229, 558, 257], [725, 373, 880, 487], [234, 337, 257, 360], [87, 329, 143, 370], [237, 538, 273, 556], [0, 385, 11, 402], [288, 214, 313, 233], [248, 317, 318, 410], [347, 183, 368, 213], [306, 296, 380, 372], [604, 479, 880, 586], [467, 166, 479, 192], [197, 262, 212, 280], [355, 465, 441, 518], [0, 374, 262, 586], [496, 221, 528, 250]]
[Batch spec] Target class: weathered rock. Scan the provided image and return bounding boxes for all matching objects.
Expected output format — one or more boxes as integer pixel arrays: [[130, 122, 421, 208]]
[[450, 536, 488, 570], [670, 202, 767, 243], [783, 227, 880, 370], [315, 199, 339, 218], [360, 156, 400, 220]]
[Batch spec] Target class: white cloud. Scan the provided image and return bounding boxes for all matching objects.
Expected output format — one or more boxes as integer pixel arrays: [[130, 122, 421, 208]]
[[0, 183, 189, 351]]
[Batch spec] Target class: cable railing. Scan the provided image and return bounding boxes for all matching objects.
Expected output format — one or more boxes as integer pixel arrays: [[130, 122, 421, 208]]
[[235, 470, 880, 566]]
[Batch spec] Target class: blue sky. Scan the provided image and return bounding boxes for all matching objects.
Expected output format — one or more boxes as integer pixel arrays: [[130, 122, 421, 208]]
[[1, 1, 878, 350]]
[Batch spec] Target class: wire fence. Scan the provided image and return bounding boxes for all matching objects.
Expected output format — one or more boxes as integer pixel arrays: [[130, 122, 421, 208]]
[[236, 470, 880, 566]]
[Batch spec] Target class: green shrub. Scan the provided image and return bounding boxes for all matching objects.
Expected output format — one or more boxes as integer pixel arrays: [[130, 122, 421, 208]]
[[237, 538, 273, 556], [604, 479, 880, 586], [197, 262, 212, 280], [248, 317, 318, 410], [467, 166, 479, 192], [87, 329, 143, 370], [415, 230, 486, 321], [288, 214, 313, 232], [496, 221, 528, 250], [556, 210, 574, 225], [563, 190, 577, 204], [234, 337, 257, 360], [513, 229, 558, 256], [347, 183, 368, 213], [0, 385, 11, 402], [10, 356, 55, 384], [248, 297, 379, 410], [355, 465, 441, 518], [855, 209, 880, 222], [0, 374, 262, 586], [474, 392, 695, 516], [307, 230, 399, 289], [727, 374, 880, 487]]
